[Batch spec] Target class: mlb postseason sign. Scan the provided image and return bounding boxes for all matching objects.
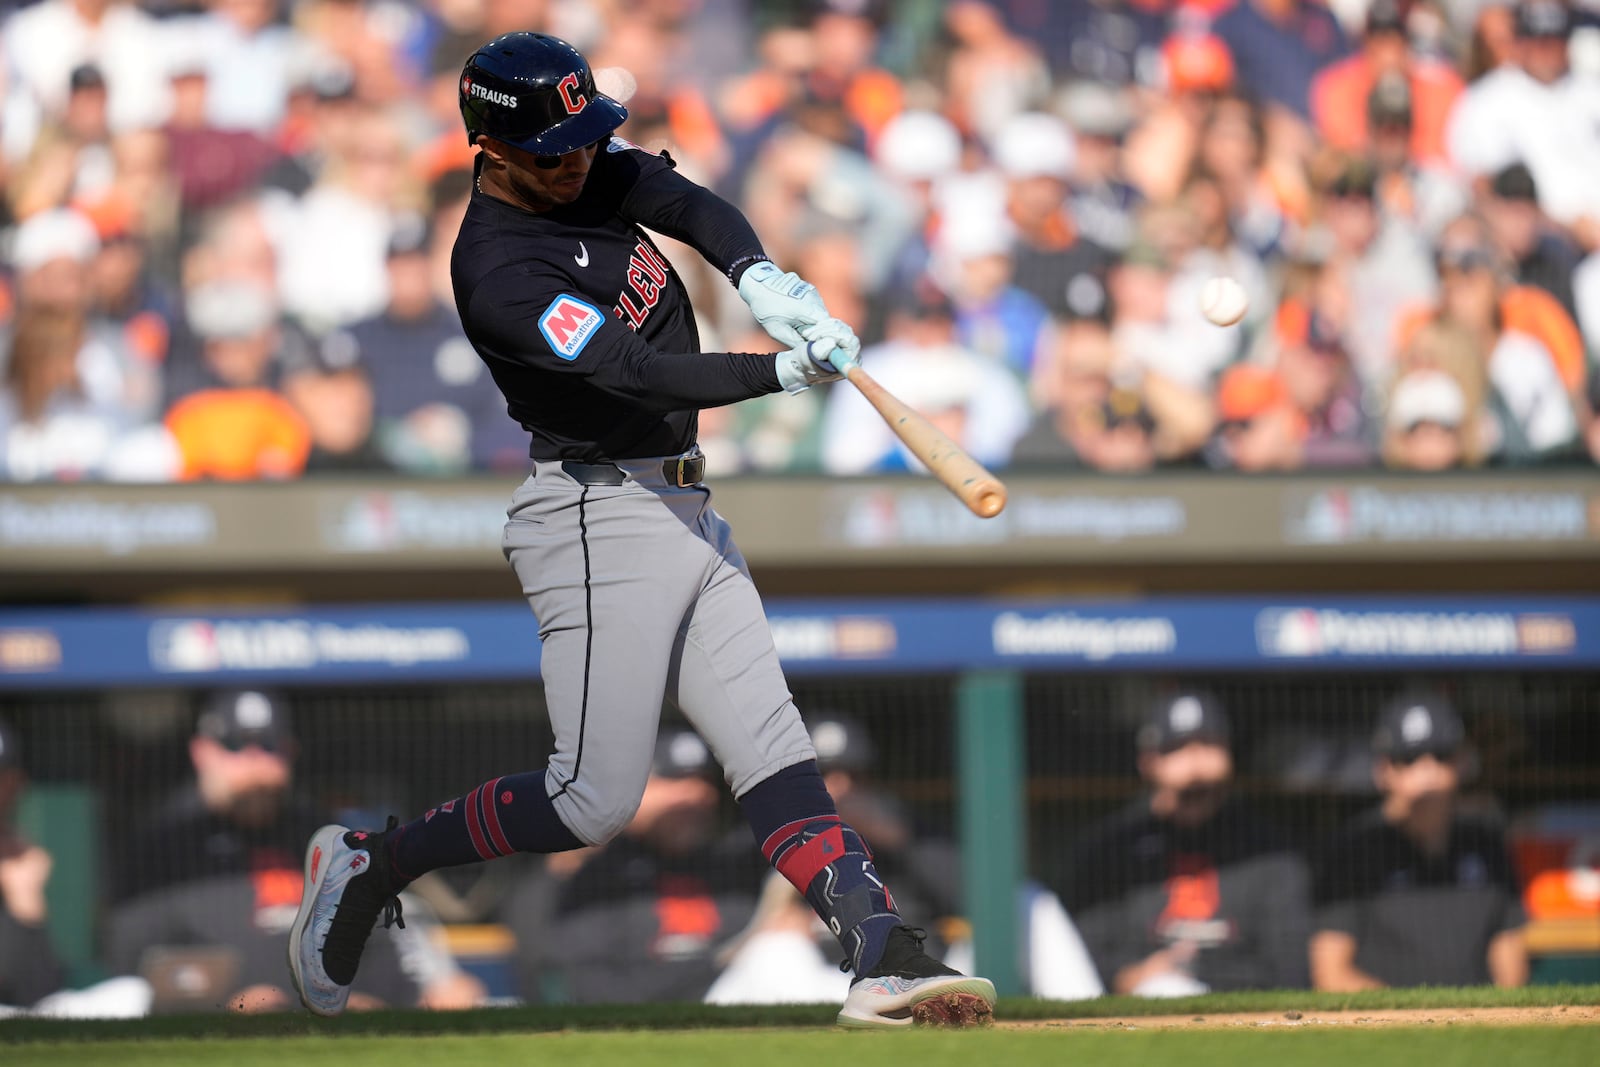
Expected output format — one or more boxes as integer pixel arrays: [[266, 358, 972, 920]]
[[0, 597, 1595, 687]]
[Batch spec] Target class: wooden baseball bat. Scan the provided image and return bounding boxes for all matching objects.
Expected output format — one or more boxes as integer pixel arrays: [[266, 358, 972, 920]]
[[841, 361, 1008, 518]]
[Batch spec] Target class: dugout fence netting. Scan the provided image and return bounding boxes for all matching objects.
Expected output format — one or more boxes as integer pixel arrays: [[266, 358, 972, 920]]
[[1, 668, 1596, 999]]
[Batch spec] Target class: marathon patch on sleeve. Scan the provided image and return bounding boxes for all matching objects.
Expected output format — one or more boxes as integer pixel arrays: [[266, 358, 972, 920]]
[[539, 295, 604, 361]]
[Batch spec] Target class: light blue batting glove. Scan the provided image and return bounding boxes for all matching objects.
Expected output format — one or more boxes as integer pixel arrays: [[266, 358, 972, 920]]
[[774, 340, 845, 394], [802, 315, 861, 366], [738, 261, 831, 348]]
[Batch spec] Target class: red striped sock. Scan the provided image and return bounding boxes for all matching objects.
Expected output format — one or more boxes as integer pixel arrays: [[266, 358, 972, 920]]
[[388, 768, 583, 880]]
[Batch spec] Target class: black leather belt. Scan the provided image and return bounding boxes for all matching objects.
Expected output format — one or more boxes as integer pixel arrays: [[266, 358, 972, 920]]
[[560, 451, 705, 487]]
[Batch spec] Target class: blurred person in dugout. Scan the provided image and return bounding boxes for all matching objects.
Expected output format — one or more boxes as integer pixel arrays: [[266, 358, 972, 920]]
[[513, 727, 765, 1005], [0, 719, 66, 1009], [1311, 693, 1528, 990], [107, 689, 481, 1012], [818, 279, 1030, 475], [1061, 692, 1313, 995]]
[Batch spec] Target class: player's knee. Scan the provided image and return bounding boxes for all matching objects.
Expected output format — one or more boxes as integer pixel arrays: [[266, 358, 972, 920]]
[[561, 786, 645, 845]]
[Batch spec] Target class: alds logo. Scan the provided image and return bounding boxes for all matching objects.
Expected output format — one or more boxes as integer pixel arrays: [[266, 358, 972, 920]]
[[540, 295, 604, 360], [462, 75, 518, 109]]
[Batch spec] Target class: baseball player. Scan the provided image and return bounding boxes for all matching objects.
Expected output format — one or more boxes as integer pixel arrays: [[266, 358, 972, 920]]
[[287, 32, 994, 1028]]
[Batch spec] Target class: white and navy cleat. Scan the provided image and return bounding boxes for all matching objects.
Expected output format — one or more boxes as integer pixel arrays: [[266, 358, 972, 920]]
[[287, 820, 404, 1016], [836, 926, 996, 1029]]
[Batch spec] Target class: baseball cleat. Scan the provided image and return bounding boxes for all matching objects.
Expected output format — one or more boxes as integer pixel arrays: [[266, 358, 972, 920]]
[[287, 819, 405, 1016], [836, 925, 996, 1029]]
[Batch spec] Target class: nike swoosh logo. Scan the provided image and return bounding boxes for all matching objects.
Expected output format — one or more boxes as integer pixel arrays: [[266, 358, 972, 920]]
[[575, 242, 589, 267]]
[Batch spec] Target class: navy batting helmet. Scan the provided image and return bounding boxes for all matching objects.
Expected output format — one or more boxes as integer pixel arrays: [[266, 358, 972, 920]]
[[459, 32, 627, 156]]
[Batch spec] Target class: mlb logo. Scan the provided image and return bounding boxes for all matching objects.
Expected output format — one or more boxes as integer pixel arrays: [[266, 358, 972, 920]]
[[540, 295, 604, 361], [150, 619, 221, 672], [1255, 608, 1325, 657]]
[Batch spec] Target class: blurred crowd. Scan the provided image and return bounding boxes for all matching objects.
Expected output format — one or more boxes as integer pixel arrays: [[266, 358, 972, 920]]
[[2, 0, 1600, 483]]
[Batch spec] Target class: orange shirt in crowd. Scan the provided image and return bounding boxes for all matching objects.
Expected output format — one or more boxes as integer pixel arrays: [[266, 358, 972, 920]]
[[1310, 58, 1463, 165], [1395, 285, 1587, 392], [166, 389, 311, 481]]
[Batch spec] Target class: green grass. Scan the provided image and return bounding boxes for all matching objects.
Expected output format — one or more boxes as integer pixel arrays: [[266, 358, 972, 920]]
[[0, 984, 1596, 1046], [6, 1027, 1600, 1067]]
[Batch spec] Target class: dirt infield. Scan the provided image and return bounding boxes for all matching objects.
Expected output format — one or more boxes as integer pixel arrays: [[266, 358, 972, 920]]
[[1002, 1005, 1600, 1031]]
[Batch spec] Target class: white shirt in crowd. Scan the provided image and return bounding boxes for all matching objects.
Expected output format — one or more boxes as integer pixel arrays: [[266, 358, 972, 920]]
[[1487, 329, 1579, 454], [3, 0, 172, 132], [171, 11, 302, 134], [1446, 65, 1600, 227], [274, 185, 393, 333]]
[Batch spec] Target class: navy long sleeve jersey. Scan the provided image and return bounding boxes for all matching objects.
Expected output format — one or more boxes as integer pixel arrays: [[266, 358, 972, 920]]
[[451, 138, 781, 462]]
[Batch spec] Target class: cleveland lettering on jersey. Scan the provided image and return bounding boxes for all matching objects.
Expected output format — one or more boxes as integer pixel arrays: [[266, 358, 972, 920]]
[[614, 239, 673, 331]]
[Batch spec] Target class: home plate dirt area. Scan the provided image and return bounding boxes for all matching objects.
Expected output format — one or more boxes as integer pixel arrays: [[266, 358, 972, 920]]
[[999, 1004, 1600, 1030]]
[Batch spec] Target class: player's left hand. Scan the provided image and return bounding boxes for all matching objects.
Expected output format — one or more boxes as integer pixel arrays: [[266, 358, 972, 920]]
[[738, 261, 832, 348], [803, 315, 861, 365], [775, 340, 846, 394]]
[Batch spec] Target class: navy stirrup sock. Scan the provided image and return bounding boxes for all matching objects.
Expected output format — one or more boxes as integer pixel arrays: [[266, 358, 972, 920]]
[[386, 769, 584, 882], [740, 760, 901, 975]]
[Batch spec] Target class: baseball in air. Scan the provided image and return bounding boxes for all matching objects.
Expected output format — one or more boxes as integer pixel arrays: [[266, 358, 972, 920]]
[[1199, 276, 1249, 327]]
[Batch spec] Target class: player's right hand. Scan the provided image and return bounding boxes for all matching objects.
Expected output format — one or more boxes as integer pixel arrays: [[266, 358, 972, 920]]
[[774, 340, 846, 394]]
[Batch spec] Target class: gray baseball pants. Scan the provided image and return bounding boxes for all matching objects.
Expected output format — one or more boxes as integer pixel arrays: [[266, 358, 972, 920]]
[[501, 456, 816, 845]]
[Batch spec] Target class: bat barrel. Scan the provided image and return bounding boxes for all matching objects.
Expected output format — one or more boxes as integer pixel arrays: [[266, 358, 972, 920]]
[[972, 484, 1006, 518]]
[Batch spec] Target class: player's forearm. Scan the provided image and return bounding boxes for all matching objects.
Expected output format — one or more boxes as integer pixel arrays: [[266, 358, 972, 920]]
[[606, 349, 781, 411], [622, 170, 767, 282], [1487, 928, 1528, 987], [1309, 930, 1385, 991]]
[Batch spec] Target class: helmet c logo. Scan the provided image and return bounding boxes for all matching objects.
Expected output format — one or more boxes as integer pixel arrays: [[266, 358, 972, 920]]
[[557, 72, 587, 115]]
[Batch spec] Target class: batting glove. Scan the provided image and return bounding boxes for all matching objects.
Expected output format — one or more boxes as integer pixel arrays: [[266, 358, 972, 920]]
[[738, 261, 831, 348], [803, 315, 861, 364], [775, 340, 846, 394]]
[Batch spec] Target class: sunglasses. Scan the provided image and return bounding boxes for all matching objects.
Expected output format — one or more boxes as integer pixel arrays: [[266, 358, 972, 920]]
[[532, 140, 604, 170], [217, 733, 284, 754], [1387, 747, 1459, 766], [1437, 248, 1495, 273]]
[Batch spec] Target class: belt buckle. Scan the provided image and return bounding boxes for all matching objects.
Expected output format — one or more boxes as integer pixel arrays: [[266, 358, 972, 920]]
[[675, 451, 703, 487]]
